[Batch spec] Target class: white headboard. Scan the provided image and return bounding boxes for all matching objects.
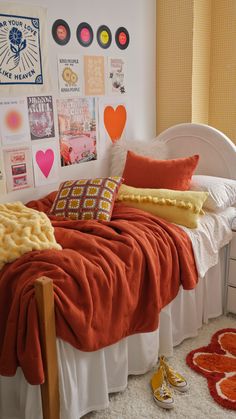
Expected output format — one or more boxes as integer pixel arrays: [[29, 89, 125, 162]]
[[156, 123, 236, 180]]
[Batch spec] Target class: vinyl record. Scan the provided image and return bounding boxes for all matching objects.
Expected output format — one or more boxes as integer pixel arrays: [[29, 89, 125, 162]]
[[52, 19, 71, 46], [97, 25, 112, 49], [115, 27, 130, 50], [77, 22, 93, 47]]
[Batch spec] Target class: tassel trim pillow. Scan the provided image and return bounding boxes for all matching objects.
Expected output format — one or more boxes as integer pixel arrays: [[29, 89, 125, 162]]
[[117, 184, 208, 228]]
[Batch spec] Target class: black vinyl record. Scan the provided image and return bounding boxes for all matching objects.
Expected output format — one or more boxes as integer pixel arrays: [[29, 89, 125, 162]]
[[115, 27, 130, 50], [52, 19, 71, 46], [77, 22, 93, 47], [97, 25, 112, 49]]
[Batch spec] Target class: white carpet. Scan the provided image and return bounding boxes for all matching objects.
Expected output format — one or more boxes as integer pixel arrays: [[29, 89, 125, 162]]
[[84, 314, 236, 419]]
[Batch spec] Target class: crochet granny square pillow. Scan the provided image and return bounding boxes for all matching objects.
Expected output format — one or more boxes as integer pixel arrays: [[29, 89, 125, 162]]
[[50, 176, 123, 221]]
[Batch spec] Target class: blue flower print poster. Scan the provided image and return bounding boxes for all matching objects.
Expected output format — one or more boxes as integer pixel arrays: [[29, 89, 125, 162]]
[[0, 13, 43, 85]]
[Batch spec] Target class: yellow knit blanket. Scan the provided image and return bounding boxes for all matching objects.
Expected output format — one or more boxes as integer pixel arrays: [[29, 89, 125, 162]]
[[0, 201, 62, 270]]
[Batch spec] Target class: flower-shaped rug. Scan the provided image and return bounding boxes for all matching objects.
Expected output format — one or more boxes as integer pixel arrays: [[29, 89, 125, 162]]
[[186, 328, 236, 410]]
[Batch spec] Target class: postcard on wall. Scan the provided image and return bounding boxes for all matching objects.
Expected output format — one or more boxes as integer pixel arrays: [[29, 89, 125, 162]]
[[84, 56, 105, 96], [3, 146, 34, 192], [0, 8, 43, 86], [0, 97, 30, 146], [108, 57, 126, 94], [98, 98, 127, 159], [57, 56, 82, 95], [32, 141, 59, 187], [57, 97, 97, 166], [27, 95, 55, 140]]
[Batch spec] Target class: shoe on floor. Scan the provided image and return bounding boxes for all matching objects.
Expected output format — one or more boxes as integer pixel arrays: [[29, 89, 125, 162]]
[[150, 365, 175, 409], [160, 356, 189, 393]]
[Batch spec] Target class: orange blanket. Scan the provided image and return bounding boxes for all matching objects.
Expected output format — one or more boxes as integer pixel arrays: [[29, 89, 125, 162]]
[[0, 192, 198, 385]]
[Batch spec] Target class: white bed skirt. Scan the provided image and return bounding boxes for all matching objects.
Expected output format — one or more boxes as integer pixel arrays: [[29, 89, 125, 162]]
[[0, 248, 226, 419]]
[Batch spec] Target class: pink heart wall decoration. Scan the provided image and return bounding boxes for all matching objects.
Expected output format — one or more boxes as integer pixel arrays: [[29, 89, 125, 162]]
[[36, 149, 54, 178]]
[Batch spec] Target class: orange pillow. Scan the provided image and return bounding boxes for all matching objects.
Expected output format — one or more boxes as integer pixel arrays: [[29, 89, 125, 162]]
[[122, 151, 199, 190]]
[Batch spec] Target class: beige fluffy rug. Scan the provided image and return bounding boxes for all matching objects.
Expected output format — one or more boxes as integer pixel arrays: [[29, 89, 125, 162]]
[[84, 314, 236, 419]]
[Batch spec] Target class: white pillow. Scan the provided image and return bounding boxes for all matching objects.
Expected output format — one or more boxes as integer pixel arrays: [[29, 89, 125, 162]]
[[190, 175, 236, 211], [110, 138, 167, 177]]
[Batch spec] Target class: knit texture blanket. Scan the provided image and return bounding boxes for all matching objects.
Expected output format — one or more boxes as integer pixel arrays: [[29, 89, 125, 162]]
[[0, 201, 61, 270]]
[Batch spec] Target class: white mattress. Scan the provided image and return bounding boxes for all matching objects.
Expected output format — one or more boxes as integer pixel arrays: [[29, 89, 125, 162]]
[[0, 207, 235, 419], [181, 206, 236, 277]]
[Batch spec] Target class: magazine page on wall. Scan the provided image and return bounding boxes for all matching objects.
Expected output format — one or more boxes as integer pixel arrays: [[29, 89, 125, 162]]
[[57, 97, 98, 167], [27, 95, 55, 141]]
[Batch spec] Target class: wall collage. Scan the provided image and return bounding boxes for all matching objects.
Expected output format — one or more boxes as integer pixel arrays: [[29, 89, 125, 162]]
[[0, 3, 129, 195]]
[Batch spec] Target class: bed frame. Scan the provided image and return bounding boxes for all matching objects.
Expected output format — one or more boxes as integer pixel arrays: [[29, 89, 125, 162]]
[[33, 123, 236, 419]]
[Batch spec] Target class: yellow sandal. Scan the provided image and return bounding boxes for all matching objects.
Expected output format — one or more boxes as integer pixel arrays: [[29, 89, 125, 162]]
[[160, 356, 189, 393], [150, 365, 175, 409]]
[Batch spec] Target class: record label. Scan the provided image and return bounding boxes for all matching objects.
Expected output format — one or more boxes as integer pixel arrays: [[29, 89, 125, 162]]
[[77, 22, 93, 47], [97, 25, 112, 49], [115, 27, 130, 50], [52, 19, 71, 45]]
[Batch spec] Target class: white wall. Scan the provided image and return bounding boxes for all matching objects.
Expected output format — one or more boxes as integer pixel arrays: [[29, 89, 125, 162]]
[[0, 0, 156, 203]]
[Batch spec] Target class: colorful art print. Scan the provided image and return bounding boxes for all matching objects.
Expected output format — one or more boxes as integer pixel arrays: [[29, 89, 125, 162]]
[[58, 57, 81, 95], [0, 13, 43, 85], [84, 56, 105, 96], [32, 142, 59, 186], [10, 151, 25, 163], [108, 58, 126, 94], [0, 97, 30, 146], [76, 22, 93, 47], [97, 25, 112, 49], [115, 27, 130, 50], [57, 97, 97, 166], [11, 163, 26, 176], [13, 174, 27, 187], [52, 19, 70, 46], [3, 147, 34, 192], [27, 95, 55, 140]]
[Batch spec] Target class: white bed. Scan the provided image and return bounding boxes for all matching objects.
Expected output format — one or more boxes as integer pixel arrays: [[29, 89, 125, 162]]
[[1, 123, 236, 419]]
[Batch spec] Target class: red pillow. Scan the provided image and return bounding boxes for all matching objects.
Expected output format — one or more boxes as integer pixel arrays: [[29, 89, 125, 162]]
[[122, 151, 199, 190]]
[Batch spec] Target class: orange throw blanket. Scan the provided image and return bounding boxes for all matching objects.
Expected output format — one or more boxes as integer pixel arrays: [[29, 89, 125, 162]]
[[0, 192, 198, 385]]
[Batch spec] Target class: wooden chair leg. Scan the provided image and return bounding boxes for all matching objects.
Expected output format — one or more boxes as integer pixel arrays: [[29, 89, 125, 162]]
[[35, 277, 60, 419]]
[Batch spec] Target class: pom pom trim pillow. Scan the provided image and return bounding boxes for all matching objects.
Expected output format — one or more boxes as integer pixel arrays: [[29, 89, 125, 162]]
[[50, 177, 123, 221], [190, 175, 236, 212], [122, 151, 199, 190], [116, 184, 208, 229]]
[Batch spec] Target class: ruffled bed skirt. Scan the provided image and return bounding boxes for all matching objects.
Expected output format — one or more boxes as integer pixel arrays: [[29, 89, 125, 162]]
[[0, 248, 226, 419]]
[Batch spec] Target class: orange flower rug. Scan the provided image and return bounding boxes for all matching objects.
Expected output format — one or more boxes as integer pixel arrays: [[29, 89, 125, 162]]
[[186, 328, 236, 410]]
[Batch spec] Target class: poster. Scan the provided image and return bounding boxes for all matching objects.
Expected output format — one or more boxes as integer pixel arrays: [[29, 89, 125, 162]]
[[0, 97, 30, 146], [57, 56, 82, 95], [32, 141, 59, 186], [0, 11, 43, 85], [0, 3, 50, 94], [108, 57, 126, 94], [3, 146, 34, 192], [98, 99, 127, 159], [57, 97, 97, 166], [84, 56, 105, 95], [27, 95, 55, 140]]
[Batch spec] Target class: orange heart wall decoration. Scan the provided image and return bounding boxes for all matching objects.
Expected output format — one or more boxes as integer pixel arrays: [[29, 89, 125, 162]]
[[104, 105, 127, 142]]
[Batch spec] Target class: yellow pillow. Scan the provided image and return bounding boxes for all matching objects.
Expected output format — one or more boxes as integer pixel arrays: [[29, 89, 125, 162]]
[[116, 184, 209, 229]]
